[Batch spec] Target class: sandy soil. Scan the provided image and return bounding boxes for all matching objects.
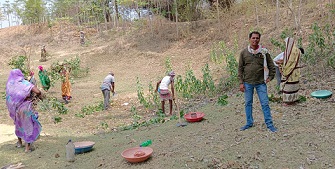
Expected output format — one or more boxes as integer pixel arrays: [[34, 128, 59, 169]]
[[0, 124, 15, 144]]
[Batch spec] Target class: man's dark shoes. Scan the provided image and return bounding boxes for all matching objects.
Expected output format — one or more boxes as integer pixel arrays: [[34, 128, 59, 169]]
[[268, 126, 277, 132], [240, 124, 253, 131]]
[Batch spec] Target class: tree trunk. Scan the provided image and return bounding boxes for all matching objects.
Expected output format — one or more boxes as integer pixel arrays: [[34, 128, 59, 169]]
[[297, 0, 302, 33], [255, 3, 259, 27], [174, 0, 179, 39], [102, 0, 108, 31], [216, 0, 220, 24], [167, 0, 171, 21], [114, 0, 119, 28], [77, 1, 81, 27], [7, 13, 11, 27], [275, 0, 279, 29]]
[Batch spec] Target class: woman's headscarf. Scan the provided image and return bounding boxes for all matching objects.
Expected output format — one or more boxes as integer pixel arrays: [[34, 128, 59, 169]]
[[38, 66, 43, 71], [6, 69, 34, 119]]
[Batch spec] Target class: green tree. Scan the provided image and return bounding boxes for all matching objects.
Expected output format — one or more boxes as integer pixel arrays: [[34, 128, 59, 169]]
[[176, 0, 201, 22], [22, 0, 46, 24]]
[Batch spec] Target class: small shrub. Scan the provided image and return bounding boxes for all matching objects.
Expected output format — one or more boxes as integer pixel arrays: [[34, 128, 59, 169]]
[[211, 40, 239, 91], [148, 82, 160, 108], [2, 91, 6, 100], [8, 55, 29, 76], [270, 28, 294, 52], [100, 122, 109, 129], [75, 113, 85, 118], [165, 57, 173, 74], [201, 63, 216, 96], [328, 53, 335, 69], [298, 95, 307, 103], [268, 94, 282, 103], [54, 116, 62, 123], [217, 95, 228, 106], [81, 101, 104, 115], [136, 77, 151, 108], [175, 66, 202, 98], [39, 97, 68, 115], [49, 57, 89, 86]]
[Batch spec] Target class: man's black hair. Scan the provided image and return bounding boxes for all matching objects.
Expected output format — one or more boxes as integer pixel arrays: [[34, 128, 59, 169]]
[[249, 31, 261, 39]]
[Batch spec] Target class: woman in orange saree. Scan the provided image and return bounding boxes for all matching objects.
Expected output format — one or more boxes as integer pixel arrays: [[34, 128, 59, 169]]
[[60, 64, 72, 104]]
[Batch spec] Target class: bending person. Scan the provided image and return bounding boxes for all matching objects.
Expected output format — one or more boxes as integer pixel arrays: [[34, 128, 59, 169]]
[[100, 71, 115, 110], [156, 71, 175, 116], [6, 69, 43, 153]]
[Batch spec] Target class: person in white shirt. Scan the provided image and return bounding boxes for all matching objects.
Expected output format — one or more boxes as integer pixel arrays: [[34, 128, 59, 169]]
[[273, 52, 284, 88], [155, 71, 175, 115]]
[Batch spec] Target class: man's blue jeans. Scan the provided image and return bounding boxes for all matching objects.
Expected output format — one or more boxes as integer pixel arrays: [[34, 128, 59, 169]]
[[244, 82, 274, 128]]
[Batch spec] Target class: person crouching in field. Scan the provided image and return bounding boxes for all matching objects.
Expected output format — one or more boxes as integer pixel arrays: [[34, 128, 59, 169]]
[[100, 71, 115, 110], [155, 71, 175, 116]]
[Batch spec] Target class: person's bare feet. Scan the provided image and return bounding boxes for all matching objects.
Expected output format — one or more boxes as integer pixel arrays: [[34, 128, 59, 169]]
[[25, 143, 32, 153], [16, 142, 22, 148], [16, 138, 23, 148]]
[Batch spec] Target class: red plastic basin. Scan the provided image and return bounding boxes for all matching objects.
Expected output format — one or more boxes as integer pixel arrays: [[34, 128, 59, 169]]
[[184, 112, 205, 122], [121, 147, 153, 163]]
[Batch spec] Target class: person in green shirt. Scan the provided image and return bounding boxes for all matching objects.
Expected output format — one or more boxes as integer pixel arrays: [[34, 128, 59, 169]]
[[38, 66, 51, 91]]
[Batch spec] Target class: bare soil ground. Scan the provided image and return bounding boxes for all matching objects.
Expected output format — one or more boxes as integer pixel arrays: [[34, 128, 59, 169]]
[[1, 1, 335, 168]]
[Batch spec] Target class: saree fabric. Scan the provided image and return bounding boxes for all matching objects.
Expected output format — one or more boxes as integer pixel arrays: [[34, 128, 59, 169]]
[[61, 69, 71, 98], [280, 38, 301, 103], [6, 69, 41, 143], [38, 70, 50, 91]]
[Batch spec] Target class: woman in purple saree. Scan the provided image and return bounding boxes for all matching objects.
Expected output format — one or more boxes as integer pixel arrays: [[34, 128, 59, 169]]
[[6, 69, 42, 153]]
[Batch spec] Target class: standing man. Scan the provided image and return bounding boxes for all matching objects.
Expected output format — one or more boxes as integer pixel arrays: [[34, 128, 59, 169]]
[[100, 71, 115, 110], [155, 71, 175, 116], [238, 31, 277, 132]]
